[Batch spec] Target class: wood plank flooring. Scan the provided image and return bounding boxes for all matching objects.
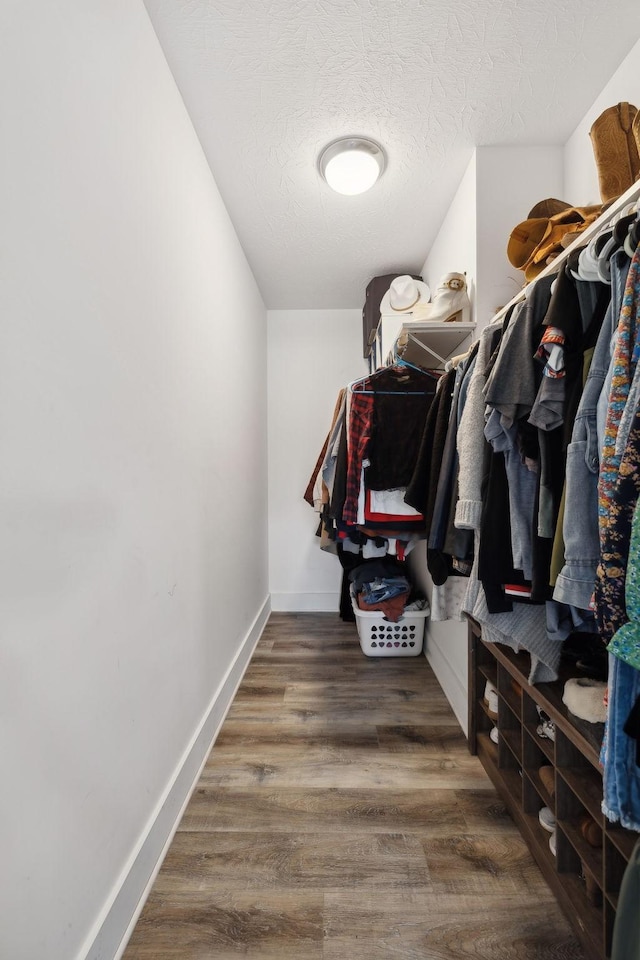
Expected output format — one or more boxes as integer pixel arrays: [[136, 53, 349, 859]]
[[123, 613, 584, 960]]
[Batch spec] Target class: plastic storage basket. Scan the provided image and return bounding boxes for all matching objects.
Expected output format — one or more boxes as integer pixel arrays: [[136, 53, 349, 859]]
[[350, 587, 429, 657]]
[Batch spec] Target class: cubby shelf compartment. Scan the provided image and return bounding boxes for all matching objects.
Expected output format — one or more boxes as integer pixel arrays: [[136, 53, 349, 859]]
[[559, 817, 604, 888], [523, 719, 555, 764], [500, 680, 521, 721], [558, 766, 604, 826], [500, 725, 522, 766], [468, 617, 638, 960], [606, 823, 638, 861], [524, 767, 555, 812]]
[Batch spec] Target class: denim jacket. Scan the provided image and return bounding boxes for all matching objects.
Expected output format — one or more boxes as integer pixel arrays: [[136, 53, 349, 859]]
[[553, 248, 630, 610]]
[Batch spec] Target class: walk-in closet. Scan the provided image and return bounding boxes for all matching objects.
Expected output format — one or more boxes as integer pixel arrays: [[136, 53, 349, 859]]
[[5, 4, 640, 960]]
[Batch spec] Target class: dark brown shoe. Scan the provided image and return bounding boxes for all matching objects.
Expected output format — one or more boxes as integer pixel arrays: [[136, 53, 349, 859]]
[[579, 814, 602, 848]]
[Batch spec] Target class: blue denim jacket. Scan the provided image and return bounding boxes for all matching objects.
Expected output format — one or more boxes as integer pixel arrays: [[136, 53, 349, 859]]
[[553, 249, 630, 610]]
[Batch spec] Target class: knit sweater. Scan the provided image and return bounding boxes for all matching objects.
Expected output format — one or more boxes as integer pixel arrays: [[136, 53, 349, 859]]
[[454, 318, 505, 530]]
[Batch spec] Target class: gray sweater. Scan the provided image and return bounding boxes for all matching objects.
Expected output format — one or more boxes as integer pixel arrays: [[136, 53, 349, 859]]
[[454, 318, 506, 531]]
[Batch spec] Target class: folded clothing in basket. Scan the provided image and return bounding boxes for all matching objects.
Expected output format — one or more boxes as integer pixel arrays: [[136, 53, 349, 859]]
[[357, 589, 409, 622], [349, 557, 406, 592], [349, 558, 424, 622], [361, 576, 410, 604]]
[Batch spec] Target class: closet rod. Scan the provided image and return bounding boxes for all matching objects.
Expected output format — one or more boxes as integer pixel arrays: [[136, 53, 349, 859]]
[[491, 177, 640, 324]]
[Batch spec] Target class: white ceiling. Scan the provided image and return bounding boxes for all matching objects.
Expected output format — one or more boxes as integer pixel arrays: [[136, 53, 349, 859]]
[[144, 0, 640, 309]]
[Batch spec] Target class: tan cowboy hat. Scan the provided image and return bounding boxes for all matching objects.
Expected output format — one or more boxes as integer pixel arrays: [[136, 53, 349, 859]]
[[507, 203, 603, 282]]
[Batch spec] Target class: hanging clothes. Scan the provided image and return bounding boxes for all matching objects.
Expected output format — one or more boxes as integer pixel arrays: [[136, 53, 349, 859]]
[[453, 235, 625, 679], [554, 247, 630, 608], [306, 360, 439, 619]]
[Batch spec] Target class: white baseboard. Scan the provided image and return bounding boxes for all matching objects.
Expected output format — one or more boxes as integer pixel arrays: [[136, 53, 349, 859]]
[[80, 594, 271, 960], [425, 633, 468, 737], [270, 591, 339, 612]]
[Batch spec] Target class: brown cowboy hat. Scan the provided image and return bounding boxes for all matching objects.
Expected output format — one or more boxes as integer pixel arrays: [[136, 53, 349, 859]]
[[507, 202, 603, 281]]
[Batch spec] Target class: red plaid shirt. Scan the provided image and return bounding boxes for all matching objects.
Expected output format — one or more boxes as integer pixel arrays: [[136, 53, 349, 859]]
[[342, 386, 375, 526]]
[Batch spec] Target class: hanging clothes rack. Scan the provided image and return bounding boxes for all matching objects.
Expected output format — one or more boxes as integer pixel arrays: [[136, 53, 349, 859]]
[[351, 357, 438, 395]]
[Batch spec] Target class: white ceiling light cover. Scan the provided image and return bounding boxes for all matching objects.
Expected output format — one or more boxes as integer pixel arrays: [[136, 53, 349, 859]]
[[319, 137, 386, 195]]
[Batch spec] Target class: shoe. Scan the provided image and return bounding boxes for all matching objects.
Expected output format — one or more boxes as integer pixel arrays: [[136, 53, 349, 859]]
[[589, 102, 640, 203], [538, 765, 555, 798], [538, 806, 556, 833], [484, 681, 498, 720], [549, 829, 557, 857], [562, 677, 607, 724], [583, 870, 603, 907], [489, 726, 499, 745], [415, 272, 471, 323], [536, 719, 556, 743], [579, 814, 603, 848], [536, 706, 556, 742]]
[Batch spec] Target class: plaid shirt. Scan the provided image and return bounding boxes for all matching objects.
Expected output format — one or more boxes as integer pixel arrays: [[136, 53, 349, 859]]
[[342, 385, 375, 526]]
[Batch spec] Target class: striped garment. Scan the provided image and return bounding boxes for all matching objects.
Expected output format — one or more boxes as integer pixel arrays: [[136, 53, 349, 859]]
[[596, 246, 640, 641]]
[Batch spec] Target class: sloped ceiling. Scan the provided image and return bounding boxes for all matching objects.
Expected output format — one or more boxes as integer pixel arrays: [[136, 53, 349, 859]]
[[144, 0, 640, 308]]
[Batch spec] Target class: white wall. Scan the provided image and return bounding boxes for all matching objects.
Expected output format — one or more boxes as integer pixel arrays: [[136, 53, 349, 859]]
[[268, 310, 366, 611], [415, 145, 564, 732], [412, 157, 476, 724], [421, 146, 563, 329], [475, 146, 563, 324], [0, 5, 269, 960], [564, 36, 640, 205], [421, 153, 478, 312]]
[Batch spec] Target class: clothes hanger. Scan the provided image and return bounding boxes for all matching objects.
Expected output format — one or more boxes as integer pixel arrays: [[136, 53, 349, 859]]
[[350, 357, 436, 395], [350, 383, 430, 396], [392, 356, 439, 376], [613, 212, 636, 248], [626, 213, 640, 255], [576, 237, 603, 282]]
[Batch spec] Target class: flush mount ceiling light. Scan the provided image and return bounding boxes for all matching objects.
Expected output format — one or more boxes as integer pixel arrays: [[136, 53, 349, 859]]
[[318, 137, 386, 195]]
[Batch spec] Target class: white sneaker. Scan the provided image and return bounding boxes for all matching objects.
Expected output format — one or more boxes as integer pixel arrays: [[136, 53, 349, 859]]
[[484, 681, 498, 719], [538, 806, 556, 833], [549, 829, 557, 856], [536, 719, 556, 742], [489, 725, 499, 744]]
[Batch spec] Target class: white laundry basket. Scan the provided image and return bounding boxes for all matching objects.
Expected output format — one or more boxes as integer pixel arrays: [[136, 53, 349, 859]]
[[350, 587, 429, 657]]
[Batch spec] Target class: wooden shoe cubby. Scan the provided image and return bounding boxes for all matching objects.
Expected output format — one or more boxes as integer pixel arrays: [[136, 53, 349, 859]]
[[468, 617, 638, 960]]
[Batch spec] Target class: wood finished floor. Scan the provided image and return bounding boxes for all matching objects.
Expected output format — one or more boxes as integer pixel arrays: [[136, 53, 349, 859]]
[[123, 613, 584, 960]]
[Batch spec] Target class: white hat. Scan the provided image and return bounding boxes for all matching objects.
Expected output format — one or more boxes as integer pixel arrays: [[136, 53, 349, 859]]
[[380, 276, 431, 316]]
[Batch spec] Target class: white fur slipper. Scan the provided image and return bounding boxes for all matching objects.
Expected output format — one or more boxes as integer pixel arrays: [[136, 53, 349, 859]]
[[562, 677, 607, 724]]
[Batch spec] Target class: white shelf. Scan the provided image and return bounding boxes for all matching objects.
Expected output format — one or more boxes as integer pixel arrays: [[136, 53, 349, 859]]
[[378, 317, 476, 369]]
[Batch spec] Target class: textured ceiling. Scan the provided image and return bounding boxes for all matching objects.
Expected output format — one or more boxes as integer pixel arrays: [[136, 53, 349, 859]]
[[144, 0, 640, 309]]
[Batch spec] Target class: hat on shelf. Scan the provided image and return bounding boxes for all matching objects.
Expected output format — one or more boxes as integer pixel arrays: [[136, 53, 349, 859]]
[[380, 275, 431, 317], [507, 201, 602, 282], [527, 198, 572, 219]]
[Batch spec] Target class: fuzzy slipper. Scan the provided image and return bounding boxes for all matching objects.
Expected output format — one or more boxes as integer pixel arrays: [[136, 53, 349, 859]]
[[562, 677, 607, 724]]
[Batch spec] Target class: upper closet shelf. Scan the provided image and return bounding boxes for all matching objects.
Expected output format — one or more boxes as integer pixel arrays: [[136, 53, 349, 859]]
[[378, 316, 476, 369]]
